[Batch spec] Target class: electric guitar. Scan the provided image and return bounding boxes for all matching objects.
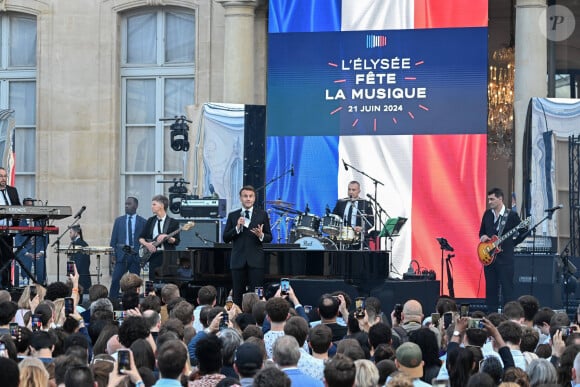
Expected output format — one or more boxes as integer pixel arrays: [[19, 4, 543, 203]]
[[139, 221, 195, 266], [477, 216, 531, 266]]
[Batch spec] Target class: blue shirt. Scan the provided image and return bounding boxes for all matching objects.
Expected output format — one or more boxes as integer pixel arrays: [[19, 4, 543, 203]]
[[153, 379, 182, 387]]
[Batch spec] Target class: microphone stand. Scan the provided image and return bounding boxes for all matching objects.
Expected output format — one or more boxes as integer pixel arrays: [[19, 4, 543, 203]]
[[195, 232, 215, 246], [436, 237, 454, 295], [255, 165, 294, 206], [518, 211, 555, 296], [50, 214, 82, 282], [367, 194, 391, 251]]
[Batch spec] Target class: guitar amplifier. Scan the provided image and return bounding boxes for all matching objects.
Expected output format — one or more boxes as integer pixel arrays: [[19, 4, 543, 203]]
[[514, 254, 562, 308], [180, 199, 226, 218]]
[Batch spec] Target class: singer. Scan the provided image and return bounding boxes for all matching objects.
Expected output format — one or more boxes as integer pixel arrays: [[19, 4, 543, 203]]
[[332, 180, 374, 249], [479, 187, 527, 312], [223, 185, 272, 305]]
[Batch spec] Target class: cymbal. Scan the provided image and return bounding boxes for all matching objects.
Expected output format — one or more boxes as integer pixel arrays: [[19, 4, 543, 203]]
[[267, 199, 295, 207], [271, 205, 302, 215]]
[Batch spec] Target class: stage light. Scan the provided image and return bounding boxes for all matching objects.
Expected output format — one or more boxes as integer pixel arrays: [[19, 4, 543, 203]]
[[161, 115, 192, 152]]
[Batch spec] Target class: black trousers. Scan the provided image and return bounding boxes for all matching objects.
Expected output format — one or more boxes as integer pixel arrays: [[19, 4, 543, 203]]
[[0, 236, 14, 288], [484, 259, 515, 313], [231, 265, 264, 306]]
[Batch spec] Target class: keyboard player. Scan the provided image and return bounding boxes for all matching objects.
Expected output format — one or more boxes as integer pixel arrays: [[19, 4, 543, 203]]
[[0, 167, 21, 288], [15, 198, 48, 285]]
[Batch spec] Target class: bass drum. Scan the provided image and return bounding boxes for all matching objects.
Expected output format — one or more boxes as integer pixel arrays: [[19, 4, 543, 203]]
[[295, 236, 337, 250]]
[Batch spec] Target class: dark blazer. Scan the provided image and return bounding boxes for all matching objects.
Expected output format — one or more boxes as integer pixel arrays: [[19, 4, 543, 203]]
[[139, 215, 181, 250], [110, 213, 147, 259], [332, 199, 374, 229], [223, 207, 272, 269], [479, 209, 526, 264], [2, 185, 21, 226]]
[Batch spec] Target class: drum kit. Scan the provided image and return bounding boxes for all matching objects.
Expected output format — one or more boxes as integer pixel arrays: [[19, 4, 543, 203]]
[[54, 245, 113, 284], [268, 200, 361, 250]]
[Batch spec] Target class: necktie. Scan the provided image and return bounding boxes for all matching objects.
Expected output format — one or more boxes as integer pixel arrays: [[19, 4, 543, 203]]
[[127, 216, 133, 246], [347, 203, 353, 226], [157, 218, 162, 234], [1, 190, 8, 205], [245, 210, 250, 219]]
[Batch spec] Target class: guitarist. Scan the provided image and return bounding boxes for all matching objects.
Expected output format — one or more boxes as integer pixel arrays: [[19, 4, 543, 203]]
[[138, 194, 180, 281], [479, 188, 527, 313]]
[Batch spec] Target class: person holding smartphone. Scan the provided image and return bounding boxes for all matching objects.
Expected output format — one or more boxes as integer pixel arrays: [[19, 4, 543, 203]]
[[223, 185, 272, 305]]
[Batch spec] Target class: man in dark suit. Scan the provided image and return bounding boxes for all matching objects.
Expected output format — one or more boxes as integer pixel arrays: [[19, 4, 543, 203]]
[[332, 180, 374, 249], [223, 185, 272, 305], [138, 194, 180, 282], [479, 187, 527, 313], [69, 225, 91, 294], [109, 196, 146, 299], [0, 167, 20, 288]]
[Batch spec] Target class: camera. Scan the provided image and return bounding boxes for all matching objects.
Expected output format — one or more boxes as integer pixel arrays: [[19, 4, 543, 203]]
[[118, 349, 131, 374], [145, 281, 154, 297], [65, 297, 74, 316], [219, 312, 229, 330], [280, 278, 290, 295], [355, 297, 365, 319], [66, 261, 75, 277], [468, 318, 484, 329]]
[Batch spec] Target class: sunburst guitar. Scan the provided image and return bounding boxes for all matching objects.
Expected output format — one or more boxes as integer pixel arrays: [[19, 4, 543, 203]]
[[477, 216, 531, 266], [139, 221, 195, 266]]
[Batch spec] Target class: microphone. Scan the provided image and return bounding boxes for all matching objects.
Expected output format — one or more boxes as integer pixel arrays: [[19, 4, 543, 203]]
[[74, 206, 86, 219], [209, 184, 219, 198], [195, 232, 208, 245], [545, 204, 564, 212], [290, 164, 294, 177], [366, 193, 375, 202], [342, 159, 348, 171]]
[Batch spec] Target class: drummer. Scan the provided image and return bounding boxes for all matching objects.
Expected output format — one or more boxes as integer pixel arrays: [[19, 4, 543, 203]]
[[332, 180, 374, 248]]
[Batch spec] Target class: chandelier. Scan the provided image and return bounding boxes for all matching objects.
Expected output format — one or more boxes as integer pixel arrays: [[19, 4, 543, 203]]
[[488, 46, 515, 159]]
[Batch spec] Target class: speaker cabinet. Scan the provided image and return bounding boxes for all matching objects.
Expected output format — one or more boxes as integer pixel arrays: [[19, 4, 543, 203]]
[[177, 219, 221, 249], [514, 254, 561, 308]]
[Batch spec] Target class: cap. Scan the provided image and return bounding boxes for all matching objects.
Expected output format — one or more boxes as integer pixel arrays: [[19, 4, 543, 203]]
[[395, 342, 423, 379], [234, 342, 263, 373]]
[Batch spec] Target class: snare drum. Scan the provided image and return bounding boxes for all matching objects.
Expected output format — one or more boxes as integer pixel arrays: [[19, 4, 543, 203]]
[[336, 226, 359, 243], [296, 236, 337, 250], [321, 214, 342, 236], [294, 214, 321, 236]]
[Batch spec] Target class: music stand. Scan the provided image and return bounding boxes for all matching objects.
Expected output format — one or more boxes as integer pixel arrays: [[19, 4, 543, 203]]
[[436, 237, 454, 295], [379, 217, 407, 276]]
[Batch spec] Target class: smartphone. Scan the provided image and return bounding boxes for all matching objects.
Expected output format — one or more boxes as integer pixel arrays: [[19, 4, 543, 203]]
[[561, 326, 572, 336], [304, 305, 312, 314], [117, 349, 131, 374], [355, 297, 365, 319], [431, 313, 440, 327], [114, 310, 124, 325], [66, 261, 75, 277], [394, 303, 403, 323], [460, 303, 470, 317], [333, 296, 342, 305], [443, 312, 453, 329], [225, 296, 234, 311], [65, 297, 74, 316], [29, 285, 37, 300], [255, 287, 263, 298], [468, 318, 484, 329], [280, 278, 290, 295], [9, 322, 18, 337], [431, 379, 450, 387], [145, 281, 154, 297], [219, 312, 229, 330], [31, 314, 42, 332]]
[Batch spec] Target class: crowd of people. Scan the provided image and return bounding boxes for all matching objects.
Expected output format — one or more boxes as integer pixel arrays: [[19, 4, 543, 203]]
[[0, 264, 577, 387]]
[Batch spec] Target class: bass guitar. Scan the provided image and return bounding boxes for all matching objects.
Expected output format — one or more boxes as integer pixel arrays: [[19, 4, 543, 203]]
[[139, 221, 195, 266], [477, 216, 531, 266]]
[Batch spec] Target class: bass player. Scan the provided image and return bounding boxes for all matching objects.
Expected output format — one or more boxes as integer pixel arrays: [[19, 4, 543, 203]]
[[479, 187, 527, 313], [138, 194, 180, 281]]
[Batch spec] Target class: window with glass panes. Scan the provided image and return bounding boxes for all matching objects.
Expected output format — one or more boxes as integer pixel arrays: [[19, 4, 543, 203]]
[[0, 13, 37, 197], [121, 8, 195, 208]]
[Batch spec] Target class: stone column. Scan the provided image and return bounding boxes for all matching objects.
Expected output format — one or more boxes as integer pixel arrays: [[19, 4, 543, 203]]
[[514, 0, 547, 204], [217, 0, 258, 104]]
